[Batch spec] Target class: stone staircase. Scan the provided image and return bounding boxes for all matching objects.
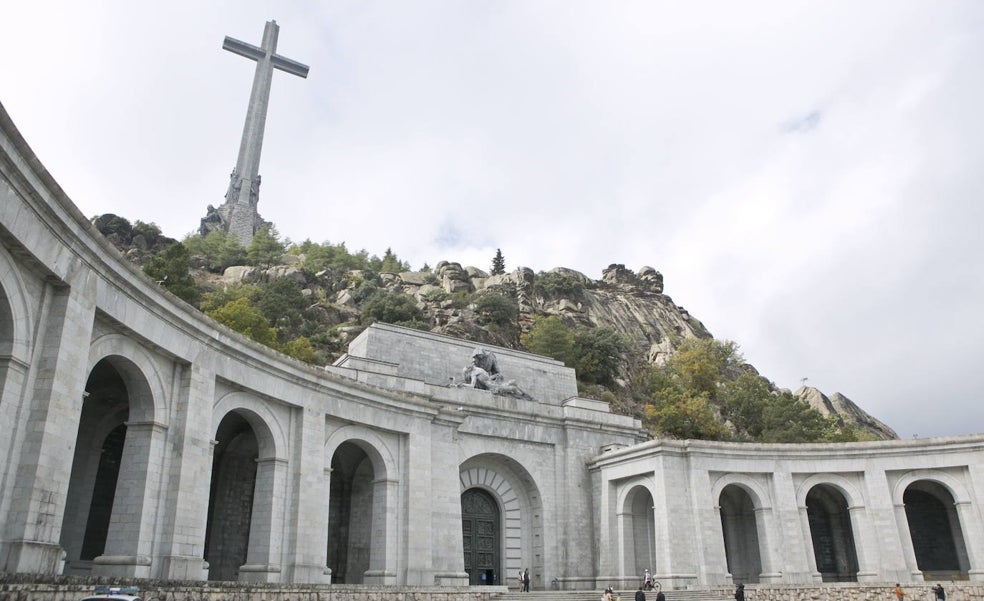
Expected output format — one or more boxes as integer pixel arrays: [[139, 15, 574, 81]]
[[494, 589, 732, 601]]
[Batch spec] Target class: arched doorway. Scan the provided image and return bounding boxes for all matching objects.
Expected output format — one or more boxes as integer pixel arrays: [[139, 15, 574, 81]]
[[462, 488, 501, 585], [806, 484, 859, 582], [719, 485, 762, 584], [60, 359, 130, 575], [204, 412, 259, 581], [327, 441, 375, 583], [623, 485, 656, 581], [904, 480, 970, 579], [460, 456, 542, 589]]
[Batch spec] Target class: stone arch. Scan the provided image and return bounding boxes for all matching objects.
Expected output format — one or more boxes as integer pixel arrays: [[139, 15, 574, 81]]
[[460, 454, 543, 589], [617, 480, 656, 581], [796, 474, 864, 508], [891, 469, 971, 505], [324, 426, 399, 585], [712, 474, 772, 510], [212, 391, 287, 461], [0, 256, 34, 480], [324, 425, 397, 479], [205, 398, 285, 582], [803, 483, 860, 582], [898, 475, 971, 578], [0, 244, 34, 363], [87, 335, 169, 424]]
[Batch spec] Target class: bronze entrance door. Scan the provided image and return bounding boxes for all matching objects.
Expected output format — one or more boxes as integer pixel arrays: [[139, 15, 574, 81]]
[[462, 488, 500, 585]]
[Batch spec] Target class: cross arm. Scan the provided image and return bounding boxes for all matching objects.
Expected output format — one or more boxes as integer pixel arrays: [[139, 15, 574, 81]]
[[223, 36, 265, 61], [271, 55, 310, 78]]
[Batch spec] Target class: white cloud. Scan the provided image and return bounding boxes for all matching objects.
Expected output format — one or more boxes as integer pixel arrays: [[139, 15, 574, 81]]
[[3, 0, 983, 437]]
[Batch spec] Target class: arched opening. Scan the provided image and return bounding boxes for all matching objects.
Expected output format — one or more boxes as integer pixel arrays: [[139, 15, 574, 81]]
[[460, 456, 543, 590], [0, 281, 13, 400], [904, 480, 970, 579], [462, 488, 501, 585], [204, 412, 258, 581], [622, 485, 656, 581], [806, 484, 859, 582], [60, 359, 130, 575], [327, 441, 375, 583], [719, 484, 762, 584]]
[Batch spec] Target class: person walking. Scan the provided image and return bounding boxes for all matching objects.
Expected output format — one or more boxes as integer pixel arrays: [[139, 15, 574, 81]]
[[932, 584, 945, 600], [894, 583, 905, 601], [523, 568, 530, 592], [635, 585, 646, 601], [734, 583, 745, 601]]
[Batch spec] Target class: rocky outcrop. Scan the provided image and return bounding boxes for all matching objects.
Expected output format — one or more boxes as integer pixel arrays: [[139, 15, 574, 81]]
[[796, 386, 898, 440]]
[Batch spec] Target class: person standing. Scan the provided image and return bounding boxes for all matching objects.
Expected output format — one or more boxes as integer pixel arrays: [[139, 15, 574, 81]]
[[734, 583, 745, 601], [517, 569, 524, 590], [635, 585, 646, 601], [523, 568, 530, 592], [932, 584, 945, 600]]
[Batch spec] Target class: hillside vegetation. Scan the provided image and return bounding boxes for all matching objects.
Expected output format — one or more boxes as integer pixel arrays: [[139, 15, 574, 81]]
[[94, 215, 891, 443]]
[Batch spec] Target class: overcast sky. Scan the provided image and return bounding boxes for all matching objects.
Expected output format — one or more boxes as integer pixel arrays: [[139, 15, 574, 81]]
[[3, 1, 982, 439]]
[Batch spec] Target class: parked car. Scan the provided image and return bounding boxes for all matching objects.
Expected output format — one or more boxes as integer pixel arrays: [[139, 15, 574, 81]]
[[79, 586, 141, 601]]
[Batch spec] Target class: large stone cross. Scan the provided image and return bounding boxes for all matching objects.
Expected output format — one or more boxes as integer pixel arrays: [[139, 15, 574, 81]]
[[223, 20, 309, 246]]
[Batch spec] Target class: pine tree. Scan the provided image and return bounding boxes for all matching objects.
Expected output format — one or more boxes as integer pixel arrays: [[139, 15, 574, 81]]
[[491, 248, 505, 275]]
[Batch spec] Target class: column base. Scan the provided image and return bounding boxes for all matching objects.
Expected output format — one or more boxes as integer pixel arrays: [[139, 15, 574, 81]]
[[92, 554, 152, 578], [285, 563, 331, 584], [433, 570, 469, 586], [364, 569, 397, 585], [159, 555, 209, 581], [0, 540, 64, 575], [240, 563, 282, 583]]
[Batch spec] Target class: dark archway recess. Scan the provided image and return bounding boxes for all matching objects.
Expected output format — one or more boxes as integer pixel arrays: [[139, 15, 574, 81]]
[[904, 481, 970, 579], [719, 485, 762, 584], [327, 442, 374, 583], [80, 424, 126, 560], [806, 485, 859, 582], [462, 488, 501, 585], [204, 412, 258, 581], [61, 359, 129, 575]]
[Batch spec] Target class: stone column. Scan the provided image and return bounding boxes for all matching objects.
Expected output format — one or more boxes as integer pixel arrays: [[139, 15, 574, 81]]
[[425, 414, 468, 586], [283, 406, 329, 584], [240, 456, 288, 582], [862, 468, 909, 582], [953, 500, 984, 580], [92, 420, 169, 578], [157, 360, 215, 581], [615, 509, 632, 583], [0, 280, 95, 574], [847, 503, 880, 582], [795, 504, 822, 582], [0, 353, 30, 520], [754, 506, 783, 583], [892, 500, 922, 580], [364, 476, 399, 584], [770, 469, 816, 582]]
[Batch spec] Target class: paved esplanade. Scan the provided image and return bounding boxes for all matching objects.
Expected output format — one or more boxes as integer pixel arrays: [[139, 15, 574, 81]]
[[223, 20, 309, 246]]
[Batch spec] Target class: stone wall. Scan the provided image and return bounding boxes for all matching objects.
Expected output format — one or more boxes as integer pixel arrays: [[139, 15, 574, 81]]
[[744, 583, 984, 601], [0, 576, 504, 601]]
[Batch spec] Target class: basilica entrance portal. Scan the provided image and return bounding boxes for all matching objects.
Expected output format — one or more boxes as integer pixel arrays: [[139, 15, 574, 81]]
[[462, 488, 501, 585]]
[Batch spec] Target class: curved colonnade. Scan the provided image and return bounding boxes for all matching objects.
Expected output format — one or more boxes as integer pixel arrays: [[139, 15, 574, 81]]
[[1, 102, 983, 589]]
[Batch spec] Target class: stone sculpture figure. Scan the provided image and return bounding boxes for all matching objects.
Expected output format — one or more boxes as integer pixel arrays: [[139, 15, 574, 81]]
[[456, 348, 535, 401]]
